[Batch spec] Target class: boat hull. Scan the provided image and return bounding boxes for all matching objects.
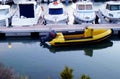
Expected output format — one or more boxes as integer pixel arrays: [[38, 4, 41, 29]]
[[0, 5, 10, 26], [44, 40, 113, 54], [74, 15, 95, 24], [44, 16, 69, 25], [52, 34, 111, 46], [103, 15, 120, 23]]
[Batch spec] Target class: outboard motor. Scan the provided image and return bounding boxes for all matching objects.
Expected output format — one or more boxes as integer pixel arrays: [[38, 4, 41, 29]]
[[40, 30, 57, 43], [49, 30, 57, 39]]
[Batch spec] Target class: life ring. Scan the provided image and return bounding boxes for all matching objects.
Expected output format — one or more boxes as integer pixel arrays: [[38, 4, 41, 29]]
[[53, 1, 59, 5]]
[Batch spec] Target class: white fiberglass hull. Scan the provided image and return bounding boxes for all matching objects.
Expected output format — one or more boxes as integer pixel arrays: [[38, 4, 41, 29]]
[[73, 11, 96, 24], [101, 11, 120, 22], [0, 5, 10, 26], [74, 15, 95, 24], [12, 17, 40, 26], [13, 0, 28, 4], [12, 12, 41, 26], [44, 14, 69, 25]]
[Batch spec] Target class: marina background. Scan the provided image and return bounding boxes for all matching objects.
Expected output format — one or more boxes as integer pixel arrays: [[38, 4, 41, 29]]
[[0, 0, 120, 79]]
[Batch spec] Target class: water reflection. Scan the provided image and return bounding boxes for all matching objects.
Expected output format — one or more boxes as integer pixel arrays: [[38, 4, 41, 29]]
[[0, 37, 39, 43], [8, 42, 12, 48], [0, 37, 113, 57], [0, 37, 40, 48], [42, 40, 113, 57]]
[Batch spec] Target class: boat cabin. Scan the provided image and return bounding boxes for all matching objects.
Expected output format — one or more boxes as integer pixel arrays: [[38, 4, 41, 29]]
[[12, 1, 41, 26], [18, 1, 36, 18], [100, 1, 120, 23], [76, 2, 93, 10], [106, 1, 120, 11], [44, 1, 68, 25], [73, 1, 96, 24]]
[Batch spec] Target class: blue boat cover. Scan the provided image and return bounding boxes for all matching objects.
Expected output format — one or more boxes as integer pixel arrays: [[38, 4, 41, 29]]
[[19, 4, 34, 18]]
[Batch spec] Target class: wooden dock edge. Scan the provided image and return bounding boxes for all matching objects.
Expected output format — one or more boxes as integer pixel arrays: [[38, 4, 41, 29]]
[[0, 24, 120, 37]]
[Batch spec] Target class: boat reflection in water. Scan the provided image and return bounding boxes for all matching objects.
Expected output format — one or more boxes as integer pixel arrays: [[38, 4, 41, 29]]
[[42, 40, 113, 57], [0, 37, 113, 57], [0, 37, 40, 48]]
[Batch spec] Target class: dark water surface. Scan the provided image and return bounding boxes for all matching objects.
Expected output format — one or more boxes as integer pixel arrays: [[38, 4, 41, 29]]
[[0, 35, 120, 79]]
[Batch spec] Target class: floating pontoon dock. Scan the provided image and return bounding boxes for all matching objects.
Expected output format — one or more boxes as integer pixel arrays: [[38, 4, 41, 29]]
[[0, 24, 120, 37]]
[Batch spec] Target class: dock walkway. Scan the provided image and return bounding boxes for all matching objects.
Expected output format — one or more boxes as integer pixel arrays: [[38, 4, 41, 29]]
[[0, 24, 120, 37]]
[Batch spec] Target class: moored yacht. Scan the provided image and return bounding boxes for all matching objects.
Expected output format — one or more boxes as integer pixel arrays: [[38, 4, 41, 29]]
[[100, 1, 120, 23], [44, 1, 69, 25], [0, 0, 13, 4], [73, 1, 96, 24], [13, 0, 28, 4], [0, 5, 10, 26], [11, 1, 42, 26]]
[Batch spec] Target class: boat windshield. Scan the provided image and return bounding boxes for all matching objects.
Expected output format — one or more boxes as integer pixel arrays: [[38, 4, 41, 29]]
[[106, 4, 120, 11], [49, 8, 63, 15], [19, 4, 34, 18], [77, 4, 92, 10], [0, 9, 9, 15]]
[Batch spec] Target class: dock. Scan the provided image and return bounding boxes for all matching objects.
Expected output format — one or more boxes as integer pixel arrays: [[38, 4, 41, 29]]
[[0, 24, 120, 37]]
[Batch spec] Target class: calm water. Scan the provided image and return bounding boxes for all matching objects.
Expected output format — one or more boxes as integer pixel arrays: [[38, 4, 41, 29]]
[[0, 36, 120, 79]]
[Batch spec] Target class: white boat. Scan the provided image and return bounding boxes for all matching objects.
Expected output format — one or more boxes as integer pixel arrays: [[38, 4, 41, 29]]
[[73, 1, 96, 24], [0, 0, 13, 4], [13, 0, 28, 4], [41, 0, 54, 3], [11, 1, 42, 26], [100, 1, 120, 23], [61, 0, 72, 3], [44, 1, 69, 25], [0, 5, 10, 26]]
